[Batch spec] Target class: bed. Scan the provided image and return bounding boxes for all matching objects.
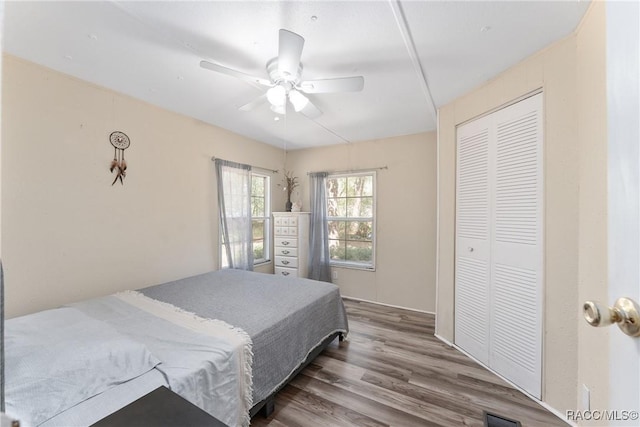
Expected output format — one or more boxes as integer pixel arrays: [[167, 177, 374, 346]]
[[5, 269, 349, 427]]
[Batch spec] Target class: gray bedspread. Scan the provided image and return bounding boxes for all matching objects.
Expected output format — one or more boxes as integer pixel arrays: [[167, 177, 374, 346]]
[[140, 269, 349, 404]]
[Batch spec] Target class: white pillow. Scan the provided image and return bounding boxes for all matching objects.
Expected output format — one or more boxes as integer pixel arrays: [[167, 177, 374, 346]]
[[6, 307, 160, 427]]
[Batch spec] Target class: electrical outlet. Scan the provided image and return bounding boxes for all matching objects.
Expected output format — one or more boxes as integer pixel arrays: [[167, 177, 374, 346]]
[[582, 384, 590, 411], [332, 270, 338, 280]]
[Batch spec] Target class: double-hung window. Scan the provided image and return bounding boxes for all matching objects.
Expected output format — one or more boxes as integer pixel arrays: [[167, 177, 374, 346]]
[[221, 172, 271, 268], [326, 171, 376, 269], [251, 173, 271, 264]]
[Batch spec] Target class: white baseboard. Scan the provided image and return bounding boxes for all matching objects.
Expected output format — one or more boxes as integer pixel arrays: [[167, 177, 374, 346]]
[[434, 333, 454, 347]]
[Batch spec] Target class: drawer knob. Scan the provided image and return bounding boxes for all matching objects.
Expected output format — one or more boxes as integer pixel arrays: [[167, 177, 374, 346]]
[[282, 241, 290, 245], [282, 260, 290, 265], [282, 271, 290, 276], [282, 250, 290, 255]]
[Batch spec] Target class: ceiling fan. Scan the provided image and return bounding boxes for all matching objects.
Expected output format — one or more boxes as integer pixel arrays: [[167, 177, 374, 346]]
[[200, 29, 364, 119]]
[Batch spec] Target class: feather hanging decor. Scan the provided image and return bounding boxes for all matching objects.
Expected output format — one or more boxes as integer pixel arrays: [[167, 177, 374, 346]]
[[109, 149, 118, 173], [109, 131, 130, 186]]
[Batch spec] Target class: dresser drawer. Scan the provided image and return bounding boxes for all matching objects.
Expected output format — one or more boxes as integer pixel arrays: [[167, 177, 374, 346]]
[[275, 267, 297, 278], [275, 226, 298, 236], [275, 247, 298, 257], [275, 256, 298, 268], [275, 237, 297, 248], [275, 216, 292, 226], [275, 216, 298, 227]]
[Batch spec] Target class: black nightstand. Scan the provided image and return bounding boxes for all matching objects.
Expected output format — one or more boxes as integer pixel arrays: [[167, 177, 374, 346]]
[[91, 386, 228, 427]]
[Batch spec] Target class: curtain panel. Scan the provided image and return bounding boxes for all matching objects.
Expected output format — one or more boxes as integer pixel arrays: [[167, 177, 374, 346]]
[[308, 172, 332, 282], [215, 159, 254, 271]]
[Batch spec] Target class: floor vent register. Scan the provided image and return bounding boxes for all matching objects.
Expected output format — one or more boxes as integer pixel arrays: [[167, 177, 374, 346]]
[[484, 411, 522, 427]]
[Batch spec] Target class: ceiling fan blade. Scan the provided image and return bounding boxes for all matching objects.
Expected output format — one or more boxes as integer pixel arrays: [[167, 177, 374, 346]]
[[278, 29, 304, 80], [238, 93, 267, 112], [298, 98, 323, 119], [299, 76, 364, 94], [200, 60, 271, 87]]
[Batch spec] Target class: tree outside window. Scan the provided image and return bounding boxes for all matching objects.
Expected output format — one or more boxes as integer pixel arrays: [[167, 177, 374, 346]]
[[326, 172, 375, 269]]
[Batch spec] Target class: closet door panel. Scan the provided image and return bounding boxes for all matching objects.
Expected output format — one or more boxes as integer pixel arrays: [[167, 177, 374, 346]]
[[490, 93, 543, 398], [455, 119, 491, 364], [455, 93, 543, 398]]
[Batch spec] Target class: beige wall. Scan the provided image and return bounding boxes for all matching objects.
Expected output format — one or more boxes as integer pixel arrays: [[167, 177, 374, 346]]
[[286, 133, 437, 312], [436, 1, 607, 416], [2, 55, 285, 318], [576, 1, 609, 421]]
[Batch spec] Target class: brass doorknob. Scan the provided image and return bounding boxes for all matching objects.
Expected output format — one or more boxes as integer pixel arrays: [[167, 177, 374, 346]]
[[583, 297, 640, 337]]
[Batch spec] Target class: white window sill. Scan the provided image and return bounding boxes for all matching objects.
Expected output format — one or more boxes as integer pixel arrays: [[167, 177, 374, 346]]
[[330, 262, 376, 272], [254, 259, 272, 267]]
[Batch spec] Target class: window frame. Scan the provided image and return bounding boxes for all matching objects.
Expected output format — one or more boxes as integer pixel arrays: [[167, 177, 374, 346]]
[[325, 171, 376, 271]]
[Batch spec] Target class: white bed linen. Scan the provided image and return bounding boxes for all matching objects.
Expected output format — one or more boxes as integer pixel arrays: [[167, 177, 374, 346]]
[[5, 307, 161, 427], [8, 292, 252, 427], [39, 370, 167, 427], [72, 292, 253, 427], [114, 290, 253, 426]]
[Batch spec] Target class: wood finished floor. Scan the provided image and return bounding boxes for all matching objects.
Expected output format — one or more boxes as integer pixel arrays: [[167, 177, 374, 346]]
[[251, 298, 568, 427]]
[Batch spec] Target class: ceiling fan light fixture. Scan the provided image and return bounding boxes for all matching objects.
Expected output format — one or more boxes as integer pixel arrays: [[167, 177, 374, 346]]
[[267, 85, 287, 107], [289, 89, 309, 112]]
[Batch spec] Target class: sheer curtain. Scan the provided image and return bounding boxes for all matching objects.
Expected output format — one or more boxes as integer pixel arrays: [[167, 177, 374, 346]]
[[215, 159, 254, 271], [308, 172, 332, 282]]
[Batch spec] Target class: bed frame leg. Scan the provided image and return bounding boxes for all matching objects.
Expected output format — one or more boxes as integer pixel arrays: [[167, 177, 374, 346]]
[[339, 333, 345, 342], [260, 397, 275, 418]]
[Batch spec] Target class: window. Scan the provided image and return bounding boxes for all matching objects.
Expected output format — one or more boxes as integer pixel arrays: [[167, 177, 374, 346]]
[[251, 173, 271, 264], [326, 172, 375, 269], [220, 172, 270, 268]]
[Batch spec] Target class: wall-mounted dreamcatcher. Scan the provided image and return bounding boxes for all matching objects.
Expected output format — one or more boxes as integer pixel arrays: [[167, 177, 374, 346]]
[[109, 131, 130, 185]]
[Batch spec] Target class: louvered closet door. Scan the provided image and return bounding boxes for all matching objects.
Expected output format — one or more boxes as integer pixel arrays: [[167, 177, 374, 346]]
[[455, 117, 492, 365], [455, 93, 543, 399], [489, 93, 543, 398]]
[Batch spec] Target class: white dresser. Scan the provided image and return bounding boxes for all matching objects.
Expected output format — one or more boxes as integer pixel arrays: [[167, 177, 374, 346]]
[[273, 212, 310, 278]]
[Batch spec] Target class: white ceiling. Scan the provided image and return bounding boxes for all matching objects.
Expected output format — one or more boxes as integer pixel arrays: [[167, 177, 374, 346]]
[[3, 1, 590, 150]]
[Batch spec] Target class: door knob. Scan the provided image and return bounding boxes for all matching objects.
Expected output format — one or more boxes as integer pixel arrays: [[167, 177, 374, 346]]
[[583, 297, 640, 337]]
